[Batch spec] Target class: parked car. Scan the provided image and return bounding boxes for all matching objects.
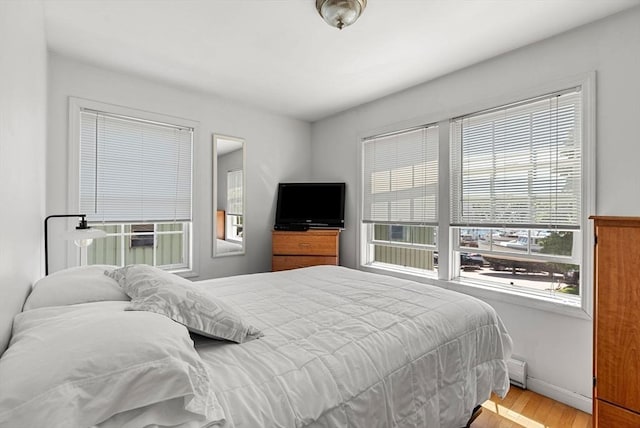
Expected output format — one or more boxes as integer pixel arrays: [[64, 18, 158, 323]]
[[461, 253, 484, 267], [433, 252, 484, 267]]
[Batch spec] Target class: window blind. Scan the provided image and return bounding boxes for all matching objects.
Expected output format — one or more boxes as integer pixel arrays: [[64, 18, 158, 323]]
[[226, 169, 243, 216], [362, 125, 439, 225], [450, 88, 582, 229], [80, 109, 193, 223]]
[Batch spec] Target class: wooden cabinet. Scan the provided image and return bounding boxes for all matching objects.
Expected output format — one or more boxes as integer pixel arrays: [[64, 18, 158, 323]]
[[272, 229, 340, 271], [592, 216, 640, 427], [596, 400, 640, 427]]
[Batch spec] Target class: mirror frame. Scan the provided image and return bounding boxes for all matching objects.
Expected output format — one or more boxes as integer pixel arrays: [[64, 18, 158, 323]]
[[212, 133, 246, 258]]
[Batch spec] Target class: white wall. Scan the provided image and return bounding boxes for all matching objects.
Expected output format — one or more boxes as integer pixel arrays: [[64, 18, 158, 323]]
[[310, 6, 640, 411], [47, 53, 311, 279], [0, 1, 47, 354]]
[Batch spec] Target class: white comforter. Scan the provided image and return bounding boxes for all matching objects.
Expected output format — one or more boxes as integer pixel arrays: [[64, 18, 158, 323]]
[[194, 265, 512, 428]]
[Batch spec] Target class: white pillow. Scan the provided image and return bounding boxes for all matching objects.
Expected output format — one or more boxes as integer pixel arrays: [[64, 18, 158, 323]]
[[23, 265, 129, 311], [107, 264, 263, 343], [0, 302, 224, 427]]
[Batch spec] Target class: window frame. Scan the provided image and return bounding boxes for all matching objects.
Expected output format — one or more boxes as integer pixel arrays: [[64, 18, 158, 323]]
[[68, 97, 200, 275], [360, 123, 440, 275], [358, 73, 595, 318]]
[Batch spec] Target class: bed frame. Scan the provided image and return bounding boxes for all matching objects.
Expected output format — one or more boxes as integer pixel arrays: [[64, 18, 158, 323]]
[[463, 405, 483, 427]]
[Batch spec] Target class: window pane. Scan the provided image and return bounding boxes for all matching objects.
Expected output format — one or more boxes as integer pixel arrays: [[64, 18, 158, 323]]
[[363, 125, 439, 223], [373, 246, 437, 272], [87, 225, 121, 266], [157, 223, 185, 267], [460, 255, 580, 298], [226, 169, 243, 216], [125, 239, 154, 265], [80, 110, 193, 223], [87, 222, 188, 270], [366, 223, 437, 274], [226, 214, 243, 242], [455, 227, 581, 299], [450, 87, 584, 304], [450, 88, 582, 228]]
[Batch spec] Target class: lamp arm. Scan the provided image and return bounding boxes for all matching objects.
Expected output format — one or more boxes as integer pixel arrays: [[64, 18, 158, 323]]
[[44, 214, 87, 276]]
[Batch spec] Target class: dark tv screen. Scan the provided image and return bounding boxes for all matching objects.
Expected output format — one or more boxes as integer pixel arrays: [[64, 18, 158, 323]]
[[275, 182, 345, 229]]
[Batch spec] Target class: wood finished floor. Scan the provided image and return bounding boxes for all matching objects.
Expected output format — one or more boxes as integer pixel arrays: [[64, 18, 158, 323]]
[[472, 387, 592, 428]]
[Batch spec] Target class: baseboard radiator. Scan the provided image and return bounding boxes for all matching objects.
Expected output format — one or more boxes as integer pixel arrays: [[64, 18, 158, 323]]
[[507, 358, 527, 389]]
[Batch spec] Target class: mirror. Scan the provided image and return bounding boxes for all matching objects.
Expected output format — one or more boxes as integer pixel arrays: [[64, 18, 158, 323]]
[[213, 134, 245, 257]]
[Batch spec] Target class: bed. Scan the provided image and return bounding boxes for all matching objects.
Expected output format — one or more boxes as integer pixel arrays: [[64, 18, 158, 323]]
[[216, 238, 243, 255], [0, 264, 512, 428]]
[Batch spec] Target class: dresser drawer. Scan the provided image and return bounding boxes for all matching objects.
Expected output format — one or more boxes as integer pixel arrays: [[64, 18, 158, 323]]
[[272, 230, 339, 256], [272, 255, 338, 271], [596, 399, 640, 427]]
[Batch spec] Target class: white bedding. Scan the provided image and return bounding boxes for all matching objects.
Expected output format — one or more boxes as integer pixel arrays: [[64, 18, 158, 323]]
[[2, 264, 511, 428], [216, 239, 243, 254], [0, 302, 222, 428], [192, 265, 512, 428]]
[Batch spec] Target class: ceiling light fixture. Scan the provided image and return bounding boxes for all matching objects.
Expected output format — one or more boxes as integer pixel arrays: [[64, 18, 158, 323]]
[[316, 0, 367, 30]]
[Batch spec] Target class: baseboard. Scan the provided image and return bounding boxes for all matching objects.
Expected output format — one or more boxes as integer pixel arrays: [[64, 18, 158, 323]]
[[526, 377, 592, 414]]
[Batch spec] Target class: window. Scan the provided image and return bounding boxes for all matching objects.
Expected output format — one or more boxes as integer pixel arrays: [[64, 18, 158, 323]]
[[226, 169, 243, 242], [130, 224, 154, 248], [360, 77, 593, 310], [450, 87, 584, 303], [361, 125, 439, 274], [76, 103, 194, 271], [88, 222, 188, 269]]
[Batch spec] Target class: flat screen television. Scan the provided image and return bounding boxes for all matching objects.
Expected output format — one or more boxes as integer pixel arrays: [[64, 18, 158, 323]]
[[275, 182, 346, 230]]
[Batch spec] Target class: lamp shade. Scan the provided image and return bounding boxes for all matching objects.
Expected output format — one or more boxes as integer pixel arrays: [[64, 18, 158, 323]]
[[316, 0, 367, 29], [64, 228, 107, 248], [44, 214, 107, 275]]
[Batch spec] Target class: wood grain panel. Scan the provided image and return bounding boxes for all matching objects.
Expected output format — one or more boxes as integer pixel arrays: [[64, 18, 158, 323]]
[[272, 255, 338, 271], [593, 219, 640, 414], [272, 230, 339, 256], [216, 210, 225, 240], [596, 400, 640, 427], [272, 229, 340, 271]]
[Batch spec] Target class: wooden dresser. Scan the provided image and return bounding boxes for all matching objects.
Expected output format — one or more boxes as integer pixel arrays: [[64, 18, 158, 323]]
[[272, 229, 340, 271], [592, 216, 640, 427]]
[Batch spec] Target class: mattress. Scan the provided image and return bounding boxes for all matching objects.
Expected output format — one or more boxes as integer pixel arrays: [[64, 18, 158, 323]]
[[192, 265, 512, 428]]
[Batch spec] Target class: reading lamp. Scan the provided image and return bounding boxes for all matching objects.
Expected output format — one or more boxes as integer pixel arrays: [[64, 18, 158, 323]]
[[44, 214, 107, 275]]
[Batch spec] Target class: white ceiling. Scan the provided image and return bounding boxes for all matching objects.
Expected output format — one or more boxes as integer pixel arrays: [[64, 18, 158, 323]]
[[43, 0, 640, 122]]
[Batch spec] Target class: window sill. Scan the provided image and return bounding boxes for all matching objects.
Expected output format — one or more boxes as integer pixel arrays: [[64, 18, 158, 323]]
[[173, 269, 199, 279], [360, 264, 592, 321]]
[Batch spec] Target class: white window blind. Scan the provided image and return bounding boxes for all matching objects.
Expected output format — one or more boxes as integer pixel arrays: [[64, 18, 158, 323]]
[[450, 88, 582, 229], [80, 109, 193, 223], [226, 169, 243, 216], [362, 125, 439, 225]]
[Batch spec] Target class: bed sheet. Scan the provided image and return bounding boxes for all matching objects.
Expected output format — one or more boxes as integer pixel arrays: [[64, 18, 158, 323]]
[[193, 265, 512, 428], [216, 239, 243, 254]]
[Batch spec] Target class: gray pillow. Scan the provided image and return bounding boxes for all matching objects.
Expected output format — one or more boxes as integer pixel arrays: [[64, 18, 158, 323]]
[[106, 264, 262, 343]]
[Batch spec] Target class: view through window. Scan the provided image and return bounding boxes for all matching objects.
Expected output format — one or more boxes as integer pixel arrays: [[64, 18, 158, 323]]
[[361, 84, 587, 306]]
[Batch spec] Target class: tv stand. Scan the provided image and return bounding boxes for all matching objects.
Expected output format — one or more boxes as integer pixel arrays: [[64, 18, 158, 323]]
[[272, 229, 340, 271]]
